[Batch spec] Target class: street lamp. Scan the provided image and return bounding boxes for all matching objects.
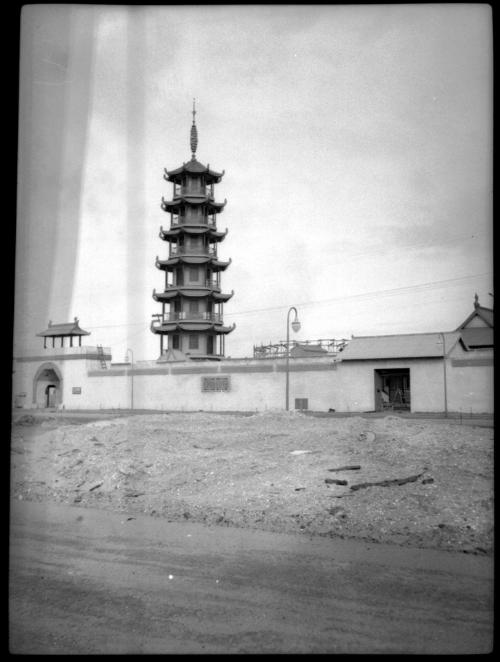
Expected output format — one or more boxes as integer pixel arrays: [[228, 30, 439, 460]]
[[285, 306, 301, 411], [124, 348, 134, 410]]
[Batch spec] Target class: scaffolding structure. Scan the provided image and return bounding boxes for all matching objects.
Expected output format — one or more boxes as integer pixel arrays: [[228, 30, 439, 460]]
[[253, 338, 350, 359]]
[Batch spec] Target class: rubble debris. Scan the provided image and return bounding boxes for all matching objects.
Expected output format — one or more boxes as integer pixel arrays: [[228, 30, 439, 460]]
[[325, 478, 348, 486], [290, 450, 313, 455], [328, 507, 344, 516], [16, 415, 36, 426], [422, 478, 434, 485], [89, 482, 103, 491], [125, 491, 145, 498], [358, 431, 376, 442], [328, 465, 361, 472], [350, 472, 424, 491]]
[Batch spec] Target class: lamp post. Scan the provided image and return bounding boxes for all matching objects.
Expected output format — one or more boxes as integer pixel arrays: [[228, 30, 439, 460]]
[[124, 348, 134, 410], [439, 333, 448, 418], [285, 306, 301, 411]]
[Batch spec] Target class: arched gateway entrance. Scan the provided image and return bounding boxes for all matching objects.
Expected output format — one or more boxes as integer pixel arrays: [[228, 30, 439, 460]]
[[33, 363, 63, 408]]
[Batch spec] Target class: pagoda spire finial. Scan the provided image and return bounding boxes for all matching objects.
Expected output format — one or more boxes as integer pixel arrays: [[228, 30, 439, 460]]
[[190, 98, 198, 159]]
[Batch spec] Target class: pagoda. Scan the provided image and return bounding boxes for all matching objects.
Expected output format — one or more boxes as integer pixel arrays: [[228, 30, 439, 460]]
[[151, 102, 235, 360]]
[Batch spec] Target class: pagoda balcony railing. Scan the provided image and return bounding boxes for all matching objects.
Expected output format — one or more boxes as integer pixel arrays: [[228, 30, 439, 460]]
[[164, 279, 221, 290], [152, 312, 223, 325], [171, 216, 217, 228], [169, 245, 217, 257], [173, 185, 214, 198]]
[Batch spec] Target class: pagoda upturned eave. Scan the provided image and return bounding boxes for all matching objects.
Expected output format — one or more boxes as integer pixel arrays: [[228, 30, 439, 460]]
[[151, 321, 236, 334], [164, 160, 224, 182], [159, 226, 228, 241], [155, 255, 231, 270], [161, 196, 227, 211], [153, 288, 234, 302]]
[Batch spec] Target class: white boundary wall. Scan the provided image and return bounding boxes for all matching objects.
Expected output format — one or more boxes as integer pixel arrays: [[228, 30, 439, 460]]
[[12, 344, 493, 413]]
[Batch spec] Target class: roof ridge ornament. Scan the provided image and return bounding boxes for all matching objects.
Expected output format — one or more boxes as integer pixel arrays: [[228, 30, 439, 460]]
[[190, 98, 198, 160], [474, 293, 479, 308]]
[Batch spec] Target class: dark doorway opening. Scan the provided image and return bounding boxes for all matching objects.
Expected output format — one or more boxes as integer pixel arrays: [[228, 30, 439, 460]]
[[374, 368, 410, 411], [45, 384, 57, 408]]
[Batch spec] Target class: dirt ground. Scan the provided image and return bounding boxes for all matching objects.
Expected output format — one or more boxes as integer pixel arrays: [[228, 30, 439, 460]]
[[10, 410, 494, 554]]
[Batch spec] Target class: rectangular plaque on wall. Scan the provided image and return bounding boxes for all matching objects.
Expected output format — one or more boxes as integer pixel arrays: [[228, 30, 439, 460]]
[[72, 387, 82, 394]]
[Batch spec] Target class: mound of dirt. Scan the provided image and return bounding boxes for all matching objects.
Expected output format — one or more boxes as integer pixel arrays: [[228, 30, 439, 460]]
[[13, 414, 37, 426], [10, 412, 493, 554]]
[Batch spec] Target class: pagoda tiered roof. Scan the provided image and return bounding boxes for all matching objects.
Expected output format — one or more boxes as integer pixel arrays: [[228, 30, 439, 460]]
[[161, 196, 227, 211], [164, 159, 224, 183], [155, 255, 231, 271], [159, 226, 228, 241], [153, 288, 234, 302], [151, 320, 235, 335]]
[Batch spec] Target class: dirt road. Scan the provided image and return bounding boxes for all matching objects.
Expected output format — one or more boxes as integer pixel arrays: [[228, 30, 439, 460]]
[[9, 499, 493, 654]]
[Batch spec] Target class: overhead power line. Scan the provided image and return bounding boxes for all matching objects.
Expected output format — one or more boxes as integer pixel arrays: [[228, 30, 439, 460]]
[[81, 271, 491, 330], [226, 272, 493, 318]]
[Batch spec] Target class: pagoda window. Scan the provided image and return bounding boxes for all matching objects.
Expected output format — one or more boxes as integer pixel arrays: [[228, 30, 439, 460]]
[[172, 335, 180, 350], [189, 267, 198, 282], [188, 334, 199, 350], [189, 300, 199, 314], [207, 336, 214, 355], [176, 269, 184, 286]]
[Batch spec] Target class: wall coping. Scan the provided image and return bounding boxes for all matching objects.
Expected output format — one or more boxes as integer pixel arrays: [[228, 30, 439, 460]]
[[14, 346, 112, 363]]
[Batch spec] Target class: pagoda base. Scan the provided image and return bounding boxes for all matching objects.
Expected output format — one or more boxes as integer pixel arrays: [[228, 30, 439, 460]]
[[156, 348, 224, 363]]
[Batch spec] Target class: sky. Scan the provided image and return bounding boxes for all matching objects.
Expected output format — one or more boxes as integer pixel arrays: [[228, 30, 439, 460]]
[[15, 4, 493, 361]]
